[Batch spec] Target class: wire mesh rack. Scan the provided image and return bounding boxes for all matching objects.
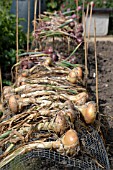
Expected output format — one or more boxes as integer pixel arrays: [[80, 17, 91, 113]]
[[1, 126, 110, 170]]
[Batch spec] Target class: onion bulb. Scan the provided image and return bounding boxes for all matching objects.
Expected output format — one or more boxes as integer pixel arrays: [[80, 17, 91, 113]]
[[45, 46, 53, 54], [67, 67, 82, 84], [76, 101, 97, 124], [44, 57, 53, 66], [61, 129, 80, 156], [9, 95, 18, 113], [21, 70, 29, 77], [54, 112, 68, 134]]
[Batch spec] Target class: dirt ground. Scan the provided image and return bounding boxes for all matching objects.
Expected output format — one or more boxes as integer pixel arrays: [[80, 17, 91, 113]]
[[87, 41, 113, 169]]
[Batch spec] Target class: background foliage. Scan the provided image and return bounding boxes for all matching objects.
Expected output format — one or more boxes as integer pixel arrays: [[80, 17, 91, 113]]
[[0, 0, 26, 85], [1, 0, 113, 85]]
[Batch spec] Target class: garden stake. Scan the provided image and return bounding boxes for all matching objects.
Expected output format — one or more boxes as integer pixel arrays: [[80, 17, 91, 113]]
[[94, 19, 100, 131], [16, 0, 19, 80], [34, 0, 38, 33], [75, 0, 78, 17], [94, 20, 99, 112], [39, 0, 41, 21], [83, 13, 88, 87], [0, 65, 3, 103], [27, 0, 30, 52], [82, 0, 85, 23], [85, 3, 89, 21], [87, 2, 93, 47]]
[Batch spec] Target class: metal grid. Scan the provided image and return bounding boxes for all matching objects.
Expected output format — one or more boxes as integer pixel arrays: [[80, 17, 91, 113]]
[[1, 126, 110, 170]]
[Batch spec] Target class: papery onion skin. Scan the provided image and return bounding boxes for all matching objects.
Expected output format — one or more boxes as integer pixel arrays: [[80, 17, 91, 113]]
[[69, 92, 88, 106], [44, 57, 53, 66], [21, 70, 29, 77], [67, 70, 77, 83], [54, 112, 68, 134], [62, 129, 79, 146], [61, 129, 80, 156], [67, 67, 82, 84], [78, 101, 97, 124], [9, 95, 18, 113]]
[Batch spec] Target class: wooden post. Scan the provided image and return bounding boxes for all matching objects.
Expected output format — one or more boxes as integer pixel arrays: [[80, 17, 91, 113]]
[[39, 0, 41, 20], [27, 0, 30, 52], [0, 66, 3, 103], [16, 0, 19, 80], [34, 0, 38, 33], [94, 20, 99, 112]]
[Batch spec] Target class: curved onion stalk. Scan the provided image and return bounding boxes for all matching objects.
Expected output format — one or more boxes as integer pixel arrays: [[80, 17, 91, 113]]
[[11, 83, 85, 95], [21, 64, 40, 77], [8, 95, 52, 113], [21, 90, 56, 98], [75, 101, 97, 124], [36, 112, 70, 135], [61, 92, 88, 105], [26, 79, 65, 86], [0, 129, 79, 169]]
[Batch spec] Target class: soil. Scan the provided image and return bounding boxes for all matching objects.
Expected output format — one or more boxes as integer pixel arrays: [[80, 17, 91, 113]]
[[87, 41, 113, 169]]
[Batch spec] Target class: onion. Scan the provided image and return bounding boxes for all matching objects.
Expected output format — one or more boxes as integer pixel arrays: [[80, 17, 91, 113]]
[[44, 57, 53, 66], [67, 67, 82, 84], [68, 92, 88, 105], [27, 60, 34, 69], [69, 21, 75, 28], [51, 53, 58, 61], [45, 46, 53, 54], [62, 129, 79, 146], [8, 95, 18, 113], [54, 112, 68, 134], [77, 101, 97, 124], [61, 129, 80, 156], [21, 70, 29, 77], [67, 70, 77, 84], [73, 67, 82, 78], [16, 76, 27, 86]]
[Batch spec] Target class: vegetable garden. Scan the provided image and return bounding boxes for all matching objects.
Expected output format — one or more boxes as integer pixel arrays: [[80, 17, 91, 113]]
[[0, 0, 113, 169]]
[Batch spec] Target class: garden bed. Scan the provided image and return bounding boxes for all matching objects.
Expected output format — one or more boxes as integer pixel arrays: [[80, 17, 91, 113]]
[[87, 41, 113, 169]]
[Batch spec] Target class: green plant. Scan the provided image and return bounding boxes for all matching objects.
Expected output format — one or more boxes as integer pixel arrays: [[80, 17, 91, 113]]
[[90, 0, 113, 8], [60, 0, 113, 10], [46, 0, 64, 11], [0, 0, 26, 85]]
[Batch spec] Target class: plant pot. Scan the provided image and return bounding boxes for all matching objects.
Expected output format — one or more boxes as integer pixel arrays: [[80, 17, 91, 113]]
[[85, 8, 112, 36]]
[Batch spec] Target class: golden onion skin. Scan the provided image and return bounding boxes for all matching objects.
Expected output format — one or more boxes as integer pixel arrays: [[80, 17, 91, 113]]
[[61, 129, 80, 156], [8, 95, 18, 113]]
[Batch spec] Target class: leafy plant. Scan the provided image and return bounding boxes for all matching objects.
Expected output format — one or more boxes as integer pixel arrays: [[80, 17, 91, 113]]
[[46, 0, 64, 11], [0, 0, 26, 85]]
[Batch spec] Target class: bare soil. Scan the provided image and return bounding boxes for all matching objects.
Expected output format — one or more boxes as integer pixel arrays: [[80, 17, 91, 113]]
[[87, 41, 113, 169]]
